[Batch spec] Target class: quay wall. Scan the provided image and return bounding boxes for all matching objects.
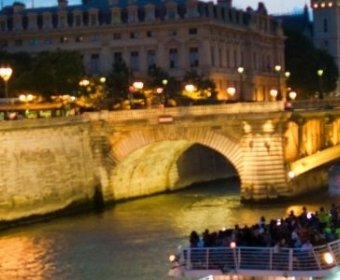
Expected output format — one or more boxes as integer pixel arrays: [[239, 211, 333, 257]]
[[0, 118, 98, 224]]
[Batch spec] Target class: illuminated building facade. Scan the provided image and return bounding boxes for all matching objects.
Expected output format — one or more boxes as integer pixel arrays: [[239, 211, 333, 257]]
[[0, 0, 285, 101]]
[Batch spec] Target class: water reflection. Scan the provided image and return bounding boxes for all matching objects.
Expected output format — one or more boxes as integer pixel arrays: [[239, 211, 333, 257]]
[[0, 178, 339, 280]]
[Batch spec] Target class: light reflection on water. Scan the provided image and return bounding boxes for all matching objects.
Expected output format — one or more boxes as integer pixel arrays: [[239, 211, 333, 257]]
[[0, 178, 338, 280]]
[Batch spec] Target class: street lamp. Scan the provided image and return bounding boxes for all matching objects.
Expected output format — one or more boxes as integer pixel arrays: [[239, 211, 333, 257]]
[[227, 87, 236, 100], [317, 69, 324, 99], [289, 91, 297, 101], [0, 66, 13, 100], [130, 81, 144, 109], [237, 67, 245, 102], [270, 89, 278, 101], [274, 65, 282, 100]]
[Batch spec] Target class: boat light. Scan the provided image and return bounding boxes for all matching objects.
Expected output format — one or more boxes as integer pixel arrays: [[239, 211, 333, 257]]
[[324, 252, 334, 265]]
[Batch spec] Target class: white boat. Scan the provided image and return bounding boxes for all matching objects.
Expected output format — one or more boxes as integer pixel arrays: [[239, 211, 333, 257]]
[[168, 238, 340, 280]]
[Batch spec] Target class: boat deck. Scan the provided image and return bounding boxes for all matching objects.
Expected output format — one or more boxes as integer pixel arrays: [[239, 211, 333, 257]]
[[169, 238, 340, 279]]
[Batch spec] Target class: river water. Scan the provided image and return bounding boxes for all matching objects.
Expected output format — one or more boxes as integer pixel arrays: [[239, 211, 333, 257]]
[[0, 178, 339, 280]]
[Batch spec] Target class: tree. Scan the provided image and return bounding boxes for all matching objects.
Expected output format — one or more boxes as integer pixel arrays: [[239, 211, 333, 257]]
[[285, 29, 339, 99], [25, 49, 85, 99], [182, 70, 218, 101], [106, 60, 131, 100]]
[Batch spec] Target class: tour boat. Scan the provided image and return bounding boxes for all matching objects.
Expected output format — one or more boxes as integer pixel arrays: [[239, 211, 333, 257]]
[[168, 238, 340, 280]]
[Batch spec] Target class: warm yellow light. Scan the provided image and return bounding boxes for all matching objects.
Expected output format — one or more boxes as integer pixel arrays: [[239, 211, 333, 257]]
[[285, 71, 291, 78], [169, 254, 176, 262], [321, 2, 326, 7], [329, 2, 333, 7], [289, 91, 297, 100], [79, 79, 90, 87], [19, 94, 34, 102], [162, 79, 168, 85], [185, 84, 195, 92], [314, 3, 318, 8], [100, 77, 106, 83], [288, 170, 296, 179], [230, 241, 237, 248], [156, 87, 163, 94], [270, 89, 278, 99], [133, 81, 144, 90], [274, 65, 282, 72], [324, 252, 334, 265], [227, 87, 236, 97], [317, 69, 324, 77], [0, 66, 13, 82], [237, 67, 244, 74]]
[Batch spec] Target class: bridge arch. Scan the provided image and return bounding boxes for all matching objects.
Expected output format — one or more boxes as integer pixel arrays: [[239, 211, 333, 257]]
[[106, 127, 243, 200]]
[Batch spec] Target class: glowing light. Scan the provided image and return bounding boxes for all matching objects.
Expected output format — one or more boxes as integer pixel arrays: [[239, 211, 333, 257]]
[[321, 2, 326, 7], [329, 2, 333, 7], [226, 87, 236, 97], [274, 65, 281, 72], [133, 81, 144, 90], [289, 91, 297, 100], [185, 84, 195, 92], [288, 170, 296, 179], [169, 255, 176, 262], [230, 241, 236, 248], [324, 252, 334, 265], [270, 89, 278, 99], [314, 3, 318, 8], [237, 66, 244, 74]]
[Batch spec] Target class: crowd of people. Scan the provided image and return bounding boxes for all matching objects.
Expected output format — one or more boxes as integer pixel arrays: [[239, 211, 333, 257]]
[[189, 204, 340, 251]]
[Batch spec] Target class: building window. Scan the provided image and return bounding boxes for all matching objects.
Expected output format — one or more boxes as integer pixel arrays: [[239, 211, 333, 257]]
[[189, 28, 197, 35], [75, 15, 82, 27], [113, 52, 122, 64], [189, 47, 199, 68], [324, 40, 329, 47], [211, 47, 215, 67], [226, 48, 230, 68], [146, 31, 153, 38], [169, 30, 177, 36], [90, 54, 100, 74], [75, 36, 83, 42], [90, 14, 97, 26], [130, 51, 139, 71], [29, 39, 38, 46], [113, 33, 121, 40], [14, 39, 23, 46], [60, 36, 68, 43], [147, 50, 156, 68], [169, 48, 178, 69], [0, 21, 6, 31], [130, 32, 136, 39], [44, 38, 53, 45], [323, 18, 328, 33]]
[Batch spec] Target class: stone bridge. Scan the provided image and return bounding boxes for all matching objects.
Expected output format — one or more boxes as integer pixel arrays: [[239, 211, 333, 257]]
[[87, 101, 340, 203], [0, 101, 339, 224]]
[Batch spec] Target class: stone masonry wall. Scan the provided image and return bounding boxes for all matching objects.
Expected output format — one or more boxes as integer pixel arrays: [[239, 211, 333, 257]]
[[0, 118, 98, 223]]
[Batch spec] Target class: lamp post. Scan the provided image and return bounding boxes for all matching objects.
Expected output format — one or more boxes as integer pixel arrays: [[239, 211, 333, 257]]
[[0, 66, 13, 101], [227, 87, 236, 101], [270, 89, 278, 101], [274, 65, 282, 100], [289, 91, 297, 101], [162, 79, 168, 106], [237, 67, 244, 102], [317, 69, 324, 99], [131, 81, 144, 109]]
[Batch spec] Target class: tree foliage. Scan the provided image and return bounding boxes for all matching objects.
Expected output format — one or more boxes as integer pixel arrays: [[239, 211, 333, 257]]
[[106, 60, 131, 99], [285, 29, 339, 99]]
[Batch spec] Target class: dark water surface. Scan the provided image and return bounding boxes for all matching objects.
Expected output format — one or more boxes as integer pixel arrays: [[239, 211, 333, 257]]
[[0, 178, 338, 280]]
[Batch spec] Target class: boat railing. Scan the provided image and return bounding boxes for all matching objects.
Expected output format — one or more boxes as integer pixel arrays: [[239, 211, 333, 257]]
[[171, 238, 340, 278]]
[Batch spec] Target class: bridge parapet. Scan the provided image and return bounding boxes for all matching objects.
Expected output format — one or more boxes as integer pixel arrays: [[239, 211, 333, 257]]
[[83, 101, 285, 123]]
